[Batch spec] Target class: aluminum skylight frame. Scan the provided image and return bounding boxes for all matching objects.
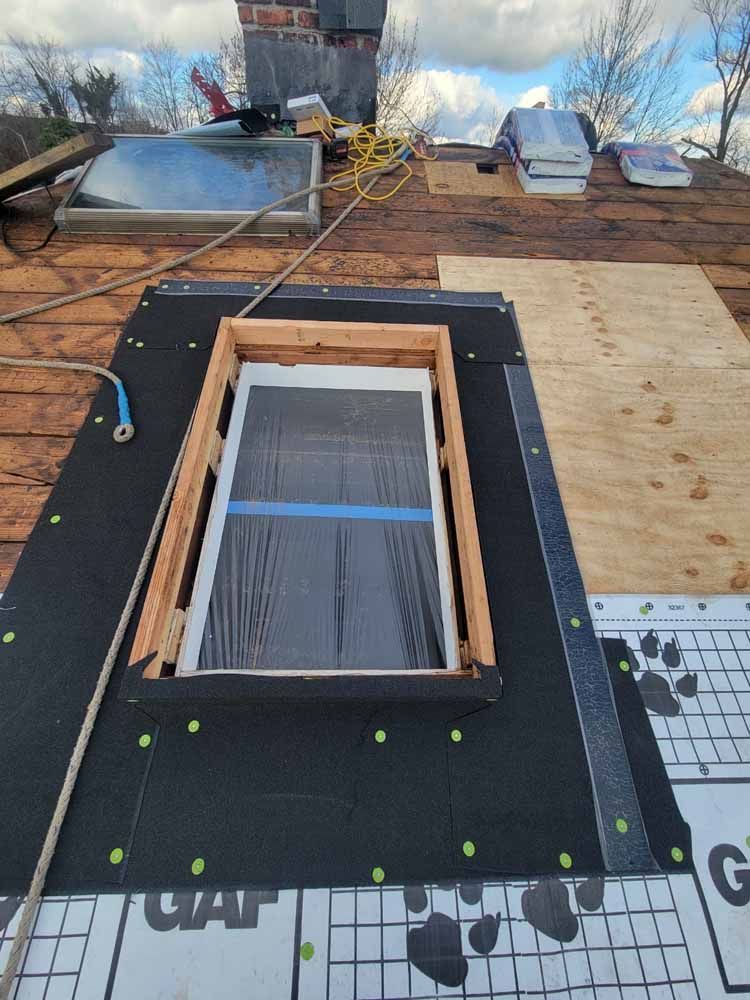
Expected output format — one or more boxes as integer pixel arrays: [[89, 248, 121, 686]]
[[54, 134, 323, 237]]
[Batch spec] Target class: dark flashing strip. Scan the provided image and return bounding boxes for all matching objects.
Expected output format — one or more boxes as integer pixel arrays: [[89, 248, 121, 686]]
[[153, 279, 508, 310], [505, 364, 658, 875]]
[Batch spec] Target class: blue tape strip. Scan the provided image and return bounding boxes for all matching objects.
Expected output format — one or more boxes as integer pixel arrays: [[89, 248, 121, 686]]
[[115, 382, 132, 426], [227, 501, 433, 522]]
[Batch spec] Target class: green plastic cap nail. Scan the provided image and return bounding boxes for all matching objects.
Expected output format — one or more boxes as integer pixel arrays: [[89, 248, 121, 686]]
[[639, 605, 649, 615], [49, 514, 61, 524], [109, 847, 124, 865], [450, 728, 462, 743], [559, 852, 573, 869], [187, 719, 200, 734], [616, 818, 629, 833], [94, 416, 104, 424], [2, 631, 15, 644], [462, 840, 476, 858], [191, 857, 205, 876], [467, 352, 476, 359], [374, 729, 387, 744], [135, 341, 144, 348], [570, 617, 581, 628], [300, 942, 315, 961], [138, 733, 152, 749], [188, 341, 197, 349], [618, 659, 630, 672], [671, 846, 684, 863], [371, 866, 385, 884], [531, 447, 540, 455], [515, 350, 523, 358]]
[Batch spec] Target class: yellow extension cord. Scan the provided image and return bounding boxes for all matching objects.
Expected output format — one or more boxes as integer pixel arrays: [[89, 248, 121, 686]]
[[313, 116, 438, 201]]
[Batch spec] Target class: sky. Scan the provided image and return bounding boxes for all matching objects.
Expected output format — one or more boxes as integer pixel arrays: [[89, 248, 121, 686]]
[[0, 0, 718, 143]]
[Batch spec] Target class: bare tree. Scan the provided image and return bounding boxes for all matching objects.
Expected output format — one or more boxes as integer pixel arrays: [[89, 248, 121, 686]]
[[1, 34, 79, 118], [553, 0, 685, 146], [682, 0, 750, 164], [138, 38, 195, 132], [376, 16, 438, 135]]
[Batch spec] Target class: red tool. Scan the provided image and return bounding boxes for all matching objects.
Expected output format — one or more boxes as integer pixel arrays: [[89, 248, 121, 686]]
[[190, 67, 235, 118]]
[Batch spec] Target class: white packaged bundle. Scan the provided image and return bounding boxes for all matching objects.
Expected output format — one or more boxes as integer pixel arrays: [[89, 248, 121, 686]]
[[499, 107, 590, 163], [495, 135, 589, 194], [604, 141, 693, 187]]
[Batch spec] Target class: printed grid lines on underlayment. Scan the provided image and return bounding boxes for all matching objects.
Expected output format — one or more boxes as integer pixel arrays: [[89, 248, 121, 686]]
[[0, 893, 98, 1000], [323, 875, 698, 999], [597, 626, 750, 778]]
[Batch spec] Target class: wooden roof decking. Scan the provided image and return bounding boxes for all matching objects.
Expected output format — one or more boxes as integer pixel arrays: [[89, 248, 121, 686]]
[[1, 149, 749, 593]]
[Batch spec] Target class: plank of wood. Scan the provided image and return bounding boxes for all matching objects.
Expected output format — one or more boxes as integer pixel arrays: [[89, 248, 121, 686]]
[[132, 319, 236, 676], [0, 322, 118, 358], [528, 365, 750, 595], [0, 394, 90, 436], [703, 265, 750, 289], [0, 436, 72, 485], [425, 161, 585, 199], [0, 265, 439, 297], [438, 258, 750, 368], [714, 287, 750, 318], [0, 247, 438, 279], [0, 542, 23, 589], [434, 326, 495, 665], [0, 133, 113, 201], [0, 484, 51, 541], [0, 366, 99, 395]]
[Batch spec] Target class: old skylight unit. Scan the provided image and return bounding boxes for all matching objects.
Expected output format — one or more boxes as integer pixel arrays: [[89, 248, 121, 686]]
[[55, 135, 322, 236]]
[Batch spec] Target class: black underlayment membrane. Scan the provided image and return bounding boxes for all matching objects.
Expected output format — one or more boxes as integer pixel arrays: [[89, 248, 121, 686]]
[[0, 286, 689, 893]]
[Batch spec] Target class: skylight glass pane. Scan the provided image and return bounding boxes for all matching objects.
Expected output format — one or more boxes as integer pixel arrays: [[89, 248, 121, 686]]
[[69, 136, 313, 212], [195, 383, 447, 672]]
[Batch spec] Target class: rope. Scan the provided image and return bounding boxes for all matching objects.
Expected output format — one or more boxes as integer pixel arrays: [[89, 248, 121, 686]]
[[0, 356, 134, 442], [0, 420, 192, 1000]]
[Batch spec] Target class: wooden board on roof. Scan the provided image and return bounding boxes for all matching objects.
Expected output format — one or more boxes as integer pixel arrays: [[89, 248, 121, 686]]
[[438, 255, 750, 595], [0, 132, 112, 202]]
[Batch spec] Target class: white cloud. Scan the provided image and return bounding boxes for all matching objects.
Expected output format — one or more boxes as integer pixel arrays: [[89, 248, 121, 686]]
[[686, 81, 723, 115], [390, 0, 695, 72], [517, 83, 551, 107], [409, 68, 552, 144], [0, 0, 237, 56]]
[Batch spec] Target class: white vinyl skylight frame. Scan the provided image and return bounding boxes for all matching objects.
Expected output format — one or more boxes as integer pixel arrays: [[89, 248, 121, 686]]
[[177, 362, 459, 675], [54, 135, 323, 236]]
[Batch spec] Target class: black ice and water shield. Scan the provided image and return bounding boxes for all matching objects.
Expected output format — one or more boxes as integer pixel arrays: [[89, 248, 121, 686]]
[[0, 284, 690, 894]]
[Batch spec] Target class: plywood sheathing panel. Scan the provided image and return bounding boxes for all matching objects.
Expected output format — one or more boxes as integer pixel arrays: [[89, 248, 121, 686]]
[[438, 256, 750, 595], [438, 258, 750, 369], [425, 161, 585, 200]]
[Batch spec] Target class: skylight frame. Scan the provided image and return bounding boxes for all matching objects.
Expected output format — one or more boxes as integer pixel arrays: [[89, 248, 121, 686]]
[[54, 135, 323, 237], [129, 318, 496, 682]]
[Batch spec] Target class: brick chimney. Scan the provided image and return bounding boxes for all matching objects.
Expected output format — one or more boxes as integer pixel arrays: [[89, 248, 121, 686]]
[[236, 1, 385, 124]]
